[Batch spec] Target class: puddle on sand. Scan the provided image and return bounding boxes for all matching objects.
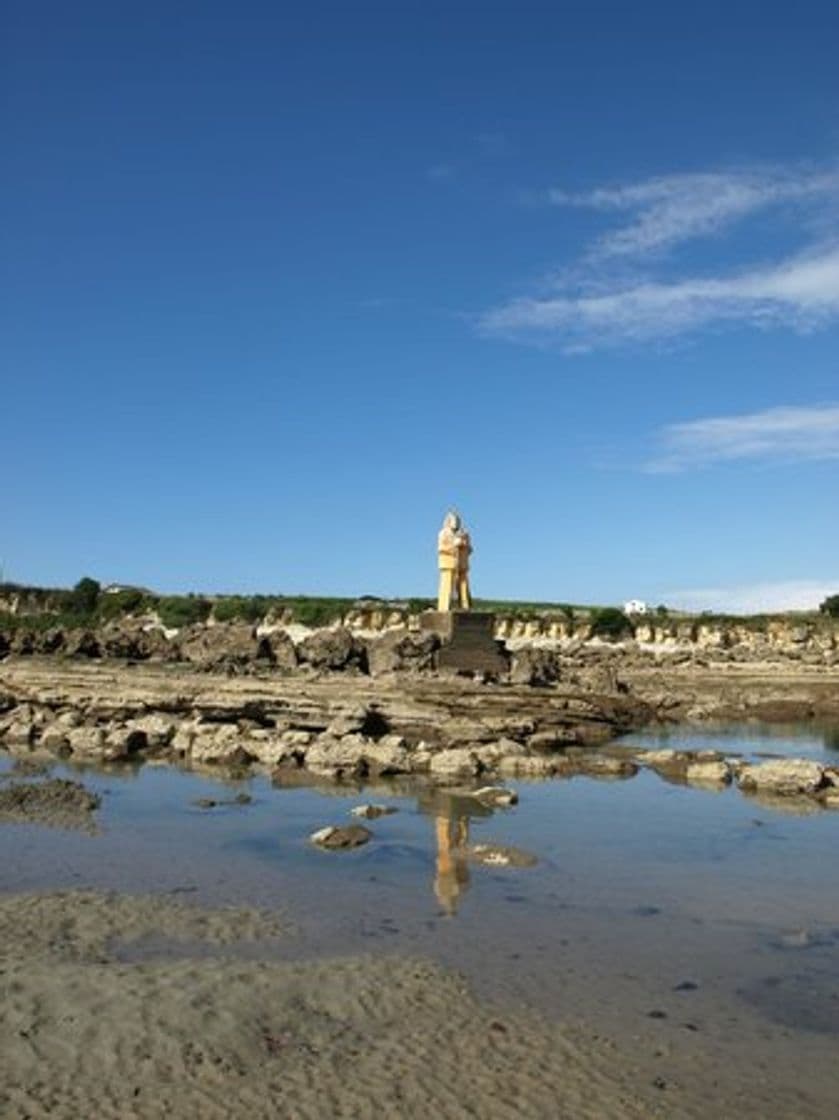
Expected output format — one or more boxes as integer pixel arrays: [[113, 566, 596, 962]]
[[4, 723, 839, 1110]]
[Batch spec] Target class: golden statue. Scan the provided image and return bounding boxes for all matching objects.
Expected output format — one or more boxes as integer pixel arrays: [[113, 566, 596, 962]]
[[437, 510, 472, 612]]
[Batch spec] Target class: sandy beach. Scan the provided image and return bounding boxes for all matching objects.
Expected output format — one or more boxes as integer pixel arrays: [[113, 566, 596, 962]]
[[0, 888, 662, 1120]]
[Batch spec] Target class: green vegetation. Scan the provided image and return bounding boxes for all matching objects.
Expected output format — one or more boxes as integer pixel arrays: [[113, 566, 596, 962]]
[[65, 577, 101, 616], [819, 594, 839, 618], [2, 579, 838, 635], [287, 597, 354, 627], [0, 610, 60, 633], [97, 587, 151, 620], [156, 596, 212, 629], [406, 597, 435, 615], [589, 606, 634, 640], [473, 599, 577, 621], [213, 595, 271, 623], [212, 595, 353, 627]]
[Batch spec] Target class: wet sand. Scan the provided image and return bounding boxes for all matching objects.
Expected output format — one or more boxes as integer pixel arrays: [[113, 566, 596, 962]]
[[0, 889, 656, 1120]]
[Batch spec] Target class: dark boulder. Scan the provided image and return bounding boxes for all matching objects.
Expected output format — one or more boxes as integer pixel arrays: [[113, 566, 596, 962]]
[[179, 623, 261, 671], [99, 628, 138, 659], [36, 628, 66, 655], [10, 630, 37, 655], [509, 647, 562, 686], [296, 627, 368, 672], [259, 629, 298, 671], [64, 631, 101, 658], [365, 629, 439, 675]]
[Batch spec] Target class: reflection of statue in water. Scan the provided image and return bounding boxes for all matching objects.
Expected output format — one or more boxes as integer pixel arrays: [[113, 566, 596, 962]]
[[437, 510, 473, 613], [434, 812, 470, 915], [418, 789, 492, 915]]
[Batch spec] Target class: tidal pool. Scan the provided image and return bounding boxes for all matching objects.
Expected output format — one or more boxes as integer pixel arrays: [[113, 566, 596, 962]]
[[3, 723, 839, 1114], [619, 719, 839, 763]]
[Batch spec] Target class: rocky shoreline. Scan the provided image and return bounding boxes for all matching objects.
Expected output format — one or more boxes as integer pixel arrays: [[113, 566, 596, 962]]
[[0, 655, 649, 779], [2, 630, 839, 814]]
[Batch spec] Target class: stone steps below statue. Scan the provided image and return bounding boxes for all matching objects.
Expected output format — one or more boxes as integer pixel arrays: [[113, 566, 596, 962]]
[[420, 611, 509, 675]]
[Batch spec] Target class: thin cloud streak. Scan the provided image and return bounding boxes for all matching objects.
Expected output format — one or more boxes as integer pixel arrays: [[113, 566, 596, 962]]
[[484, 161, 839, 350], [480, 242, 839, 349], [546, 168, 839, 258], [647, 404, 839, 472], [661, 580, 839, 615]]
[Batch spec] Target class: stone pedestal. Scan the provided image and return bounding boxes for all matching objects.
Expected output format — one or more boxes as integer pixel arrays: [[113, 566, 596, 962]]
[[420, 611, 509, 675]]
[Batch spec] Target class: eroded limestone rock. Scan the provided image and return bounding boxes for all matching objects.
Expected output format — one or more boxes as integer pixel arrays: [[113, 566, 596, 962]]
[[350, 804, 398, 819], [297, 628, 367, 672], [429, 748, 480, 778], [738, 758, 826, 797], [310, 824, 372, 849], [686, 760, 731, 786]]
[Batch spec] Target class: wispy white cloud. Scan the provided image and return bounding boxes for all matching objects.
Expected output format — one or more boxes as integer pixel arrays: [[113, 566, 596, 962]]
[[546, 168, 839, 258], [647, 403, 839, 472], [482, 162, 839, 350], [479, 242, 839, 349], [661, 580, 839, 615]]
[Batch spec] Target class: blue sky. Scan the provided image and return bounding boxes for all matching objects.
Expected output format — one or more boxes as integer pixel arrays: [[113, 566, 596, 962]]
[[3, 0, 839, 611]]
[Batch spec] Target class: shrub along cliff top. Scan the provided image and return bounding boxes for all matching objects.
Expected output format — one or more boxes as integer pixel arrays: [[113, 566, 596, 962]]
[[0, 578, 835, 633]]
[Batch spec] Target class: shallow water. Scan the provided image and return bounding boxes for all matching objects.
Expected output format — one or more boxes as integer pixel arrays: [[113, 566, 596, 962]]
[[4, 724, 839, 1111], [619, 719, 839, 763]]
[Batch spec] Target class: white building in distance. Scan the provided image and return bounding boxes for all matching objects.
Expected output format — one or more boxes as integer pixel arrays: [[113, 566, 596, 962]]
[[623, 599, 648, 616]]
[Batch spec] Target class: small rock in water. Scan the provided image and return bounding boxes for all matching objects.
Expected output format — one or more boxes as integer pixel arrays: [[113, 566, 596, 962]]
[[310, 824, 372, 850], [193, 793, 252, 809], [673, 980, 699, 992], [647, 1009, 668, 1019], [350, 804, 398, 820], [0, 778, 100, 820], [470, 786, 519, 808], [465, 843, 537, 868]]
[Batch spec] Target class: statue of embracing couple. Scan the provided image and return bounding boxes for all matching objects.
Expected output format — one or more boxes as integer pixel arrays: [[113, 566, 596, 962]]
[[437, 510, 472, 612]]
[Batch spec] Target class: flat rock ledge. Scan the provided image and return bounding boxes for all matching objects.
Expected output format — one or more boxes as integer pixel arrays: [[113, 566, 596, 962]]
[[0, 658, 649, 787]]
